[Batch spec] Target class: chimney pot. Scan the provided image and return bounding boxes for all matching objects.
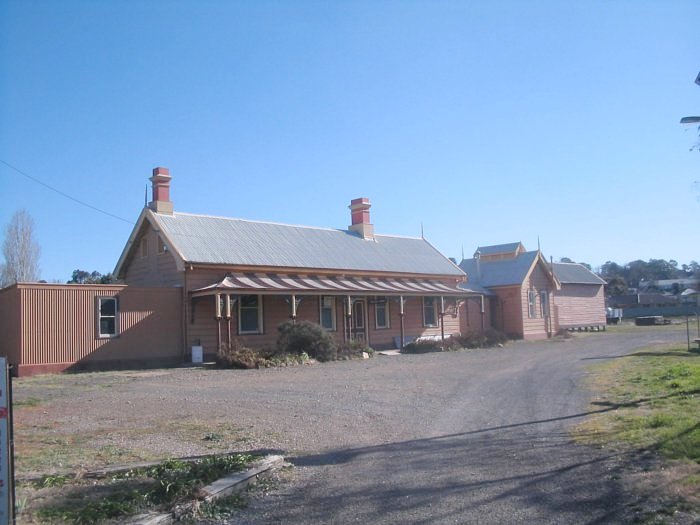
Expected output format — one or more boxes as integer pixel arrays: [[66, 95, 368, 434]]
[[348, 197, 374, 240], [148, 166, 174, 215]]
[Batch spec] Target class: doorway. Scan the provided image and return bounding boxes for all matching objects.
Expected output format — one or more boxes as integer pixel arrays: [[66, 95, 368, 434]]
[[351, 299, 366, 342]]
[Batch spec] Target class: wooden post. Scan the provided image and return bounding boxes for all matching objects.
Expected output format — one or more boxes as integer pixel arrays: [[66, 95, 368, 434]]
[[345, 295, 352, 342], [480, 295, 485, 334], [224, 295, 232, 345], [399, 296, 405, 350], [439, 296, 445, 348], [215, 294, 222, 351]]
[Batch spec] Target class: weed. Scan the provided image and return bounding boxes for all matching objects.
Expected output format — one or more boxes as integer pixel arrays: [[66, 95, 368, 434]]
[[196, 493, 248, 520], [40, 474, 69, 488]]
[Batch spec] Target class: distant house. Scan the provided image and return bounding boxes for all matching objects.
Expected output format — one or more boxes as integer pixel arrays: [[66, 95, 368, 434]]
[[607, 293, 678, 309], [459, 243, 606, 339], [640, 278, 700, 294]]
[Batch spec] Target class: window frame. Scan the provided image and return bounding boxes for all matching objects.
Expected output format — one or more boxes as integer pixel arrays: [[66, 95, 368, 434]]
[[528, 289, 537, 318], [319, 295, 337, 331], [374, 297, 390, 329], [238, 294, 263, 334], [540, 290, 549, 317], [423, 296, 438, 327], [97, 296, 119, 338]]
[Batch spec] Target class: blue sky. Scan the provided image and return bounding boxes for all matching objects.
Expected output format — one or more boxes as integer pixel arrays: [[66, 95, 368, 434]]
[[1, 1, 698, 282]]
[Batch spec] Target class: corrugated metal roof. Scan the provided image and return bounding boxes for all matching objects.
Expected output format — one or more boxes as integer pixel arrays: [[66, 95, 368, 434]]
[[551, 263, 606, 285], [475, 242, 523, 257], [459, 251, 539, 287], [150, 212, 464, 276], [192, 273, 469, 296]]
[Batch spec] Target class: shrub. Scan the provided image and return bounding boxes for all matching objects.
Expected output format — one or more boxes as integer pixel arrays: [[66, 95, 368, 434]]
[[216, 339, 266, 369], [402, 339, 441, 353], [452, 332, 486, 349], [277, 321, 338, 362], [338, 340, 374, 360], [483, 328, 508, 347], [446, 329, 509, 350]]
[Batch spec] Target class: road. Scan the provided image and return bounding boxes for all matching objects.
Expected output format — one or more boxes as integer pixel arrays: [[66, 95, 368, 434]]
[[225, 329, 688, 524]]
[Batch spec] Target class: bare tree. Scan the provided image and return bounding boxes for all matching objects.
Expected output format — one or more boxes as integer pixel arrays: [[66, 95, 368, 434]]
[[1, 209, 41, 286]]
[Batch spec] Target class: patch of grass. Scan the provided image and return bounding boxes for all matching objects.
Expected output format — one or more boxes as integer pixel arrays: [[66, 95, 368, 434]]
[[14, 396, 42, 408], [681, 473, 700, 486], [36, 492, 142, 524], [31, 453, 257, 524], [14, 428, 151, 474], [577, 346, 700, 511], [581, 349, 700, 459]]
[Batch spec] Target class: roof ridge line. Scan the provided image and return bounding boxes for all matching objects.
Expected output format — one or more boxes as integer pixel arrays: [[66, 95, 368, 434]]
[[167, 211, 424, 239]]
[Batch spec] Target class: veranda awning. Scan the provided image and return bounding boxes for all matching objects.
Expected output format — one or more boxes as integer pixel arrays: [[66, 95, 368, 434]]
[[191, 273, 473, 297]]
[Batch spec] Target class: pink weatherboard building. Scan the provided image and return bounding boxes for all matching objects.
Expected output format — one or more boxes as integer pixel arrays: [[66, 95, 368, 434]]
[[459, 243, 606, 340], [0, 168, 606, 375]]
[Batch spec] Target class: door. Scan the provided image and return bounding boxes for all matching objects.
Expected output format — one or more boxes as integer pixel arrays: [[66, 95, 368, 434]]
[[351, 299, 366, 342]]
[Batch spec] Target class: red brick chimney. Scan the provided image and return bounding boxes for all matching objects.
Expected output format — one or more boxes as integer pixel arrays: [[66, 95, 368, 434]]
[[348, 197, 374, 240], [148, 167, 173, 215]]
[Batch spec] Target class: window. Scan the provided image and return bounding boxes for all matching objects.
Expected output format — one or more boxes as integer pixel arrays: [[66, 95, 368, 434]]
[[375, 297, 389, 329], [140, 237, 149, 258], [98, 297, 118, 337], [157, 236, 167, 254], [320, 296, 336, 330], [540, 290, 549, 317], [528, 289, 537, 318], [239, 294, 263, 334], [423, 297, 437, 327]]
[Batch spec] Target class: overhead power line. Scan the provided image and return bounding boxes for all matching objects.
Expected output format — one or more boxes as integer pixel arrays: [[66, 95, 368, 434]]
[[0, 159, 134, 224]]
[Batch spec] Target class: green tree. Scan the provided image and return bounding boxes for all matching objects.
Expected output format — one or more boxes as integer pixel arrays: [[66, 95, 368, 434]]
[[68, 269, 114, 284]]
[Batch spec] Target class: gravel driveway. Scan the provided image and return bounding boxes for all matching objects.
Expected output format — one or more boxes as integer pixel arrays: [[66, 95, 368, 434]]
[[14, 327, 692, 523]]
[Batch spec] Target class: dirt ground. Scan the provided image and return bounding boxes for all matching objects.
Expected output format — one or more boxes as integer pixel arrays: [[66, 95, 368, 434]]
[[10, 324, 699, 524]]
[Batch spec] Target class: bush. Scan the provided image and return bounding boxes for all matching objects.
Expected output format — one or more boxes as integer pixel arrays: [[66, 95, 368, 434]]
[[217, 340, 310, 369], [277, 321, 338, 362], [451, 332, 486, 349], [445, 329, 509, 350], [483, 328, 508, 347], [337, 340, 374, 360], [216, 339, 266, 369], [402, 339, 441, 353]]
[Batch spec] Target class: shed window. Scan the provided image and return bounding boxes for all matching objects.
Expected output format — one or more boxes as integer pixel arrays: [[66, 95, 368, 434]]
[[140, 237, 149, 258], [423, 297, 437, 327], [98, 297, 118, 338], [157, 236, 167, 254], [239, 294, 263, 334], [320, 296, 336, 330], [375, 297, 389, 329], [528, 289, 537, 318]]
